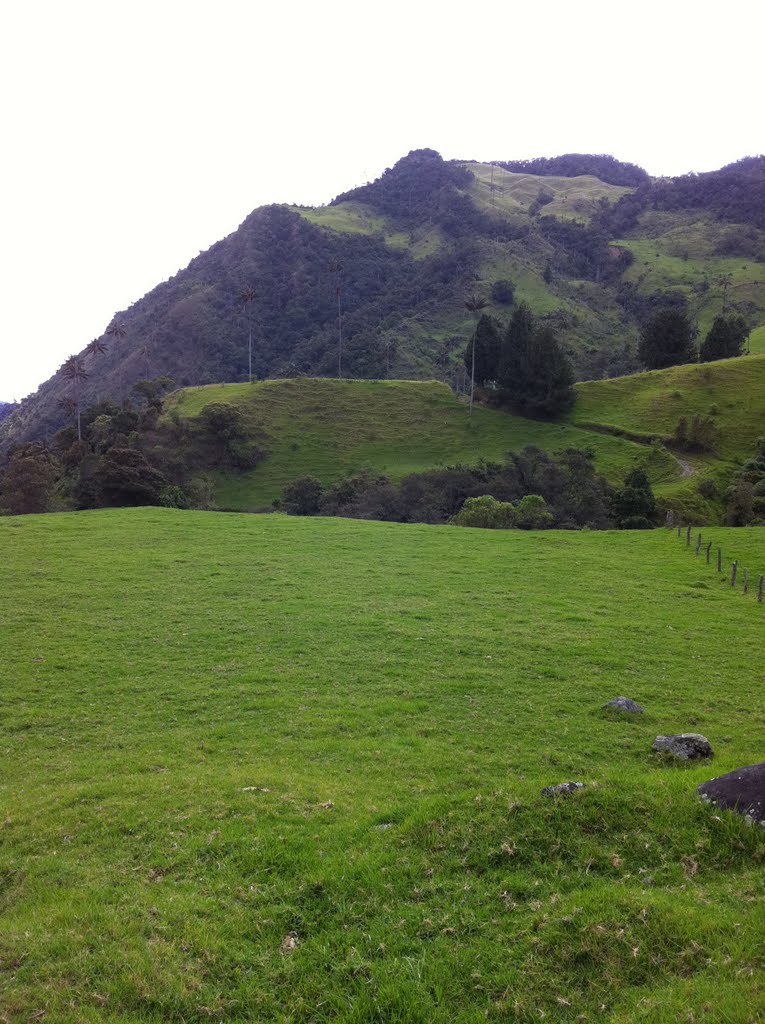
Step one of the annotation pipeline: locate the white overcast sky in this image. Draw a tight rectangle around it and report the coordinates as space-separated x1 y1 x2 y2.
1 0 763 400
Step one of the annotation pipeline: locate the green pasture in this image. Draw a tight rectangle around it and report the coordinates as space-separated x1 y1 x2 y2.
466 163 630 222
2 509 765 1022
572 354 765 464
166 379 676 509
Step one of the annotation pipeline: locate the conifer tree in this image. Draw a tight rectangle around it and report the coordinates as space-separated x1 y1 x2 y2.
498 303 574 416
699 314 748 362
638 309 696 369
463 314 502 387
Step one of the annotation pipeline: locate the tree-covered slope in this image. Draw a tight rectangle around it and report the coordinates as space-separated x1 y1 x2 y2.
4 150 765 451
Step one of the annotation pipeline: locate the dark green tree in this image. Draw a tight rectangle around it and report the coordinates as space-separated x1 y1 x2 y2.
498 304 574 416
638 309 696 369
0 443 59 515
281 475 323 516
463 314 502 387
490 279 515 305
94 448 166 507
699 314 749 362
498 302 535 393
612 467 656 528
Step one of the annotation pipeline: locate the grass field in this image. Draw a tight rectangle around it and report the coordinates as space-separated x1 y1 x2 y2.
2 509 765 1022
572 355 765 465
165 379 676 510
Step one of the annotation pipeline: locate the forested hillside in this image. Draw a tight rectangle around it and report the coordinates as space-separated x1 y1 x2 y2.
3 149 764 449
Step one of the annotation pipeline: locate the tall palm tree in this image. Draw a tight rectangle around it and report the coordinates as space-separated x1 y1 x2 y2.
61 356 89 441
85 337 107 357
328 261 343 377
240 287 257 382
464 294 488 417
106 322 127 342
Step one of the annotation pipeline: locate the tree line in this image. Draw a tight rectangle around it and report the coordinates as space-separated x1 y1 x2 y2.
278 451 658 531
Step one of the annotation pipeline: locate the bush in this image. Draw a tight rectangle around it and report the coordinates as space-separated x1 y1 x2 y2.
620 515 654 530
282 476 324 516
515 494 554 529
450 495 517 529
491 279 515 305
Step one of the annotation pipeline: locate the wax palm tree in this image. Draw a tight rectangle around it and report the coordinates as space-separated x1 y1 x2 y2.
106 322 127 342
240 287 257 382
61 356 89 440
328 261 343 377
464 294 488 416
85 337 107 357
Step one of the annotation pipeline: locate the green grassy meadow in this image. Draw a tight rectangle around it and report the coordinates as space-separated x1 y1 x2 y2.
2 509 765 1022
166 379 677 510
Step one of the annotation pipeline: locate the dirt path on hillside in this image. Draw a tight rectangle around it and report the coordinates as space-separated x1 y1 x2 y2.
670 452 695 478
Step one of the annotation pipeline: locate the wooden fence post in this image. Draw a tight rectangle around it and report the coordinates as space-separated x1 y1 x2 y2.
743 568 749 594
686 525 691 547
706 541 712 564
695 534 702 555
731 561 738 588
759 576 764 603
677 525 682 538
717 548 722 572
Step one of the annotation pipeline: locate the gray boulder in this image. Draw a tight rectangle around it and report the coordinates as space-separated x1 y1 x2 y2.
653 733 712 760
603 696 645 714
697 762 765 823
542 782 585 797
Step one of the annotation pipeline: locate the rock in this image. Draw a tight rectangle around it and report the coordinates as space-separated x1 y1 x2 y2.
653 733 712 760
697 762 765 823
541 782 585 797
603 696 645 714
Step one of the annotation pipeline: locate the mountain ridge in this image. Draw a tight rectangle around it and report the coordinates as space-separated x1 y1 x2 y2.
3 149 765 450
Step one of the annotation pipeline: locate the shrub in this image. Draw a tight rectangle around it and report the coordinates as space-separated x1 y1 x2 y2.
515 494 554 529
451 495 517 529
282 476 324 516
491 279 515 305
621 515 654 530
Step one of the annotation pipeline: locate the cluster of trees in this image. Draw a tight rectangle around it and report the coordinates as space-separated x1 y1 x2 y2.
331 149 506 240
638 310 750 370
465 304 574 416
0 379 263 515
726 437 765 525
279 447 658 530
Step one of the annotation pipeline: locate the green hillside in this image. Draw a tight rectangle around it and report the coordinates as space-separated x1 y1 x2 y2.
166 378 677 509
3 508 765 1022
5 150 765 451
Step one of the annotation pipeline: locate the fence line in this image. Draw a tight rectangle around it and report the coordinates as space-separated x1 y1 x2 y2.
673 527 763 605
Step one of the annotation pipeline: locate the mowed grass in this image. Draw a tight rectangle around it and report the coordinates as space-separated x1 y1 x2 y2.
166 379 676 509
2 509 765 1023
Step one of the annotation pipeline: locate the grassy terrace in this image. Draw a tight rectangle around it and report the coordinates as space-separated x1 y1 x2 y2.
166 379 675 510
2 509 765 1022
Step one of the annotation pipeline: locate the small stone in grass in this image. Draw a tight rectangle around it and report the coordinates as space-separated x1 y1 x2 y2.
653 733 712 760
603 696 645 714
541 782 585 797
